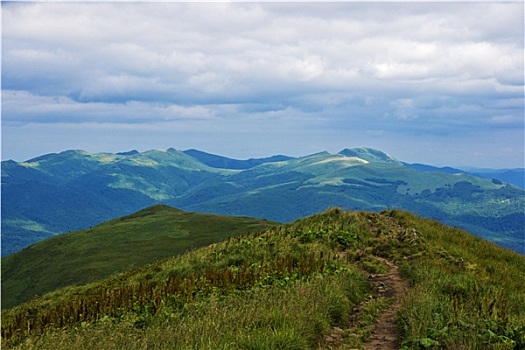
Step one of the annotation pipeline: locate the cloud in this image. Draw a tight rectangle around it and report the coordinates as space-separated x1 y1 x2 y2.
489 114 525 127
4 3 521 100
2 2 523 167
2 90 217 124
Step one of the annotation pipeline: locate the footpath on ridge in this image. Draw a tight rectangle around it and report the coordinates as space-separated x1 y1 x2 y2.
322 257 409 350
363 258 408 350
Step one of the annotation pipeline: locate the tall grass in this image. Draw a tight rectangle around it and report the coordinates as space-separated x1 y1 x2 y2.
2 208 375 349
6 269 370 350
388 210 525 349
2 204 275 309
1 250 337 344
3 207 524 349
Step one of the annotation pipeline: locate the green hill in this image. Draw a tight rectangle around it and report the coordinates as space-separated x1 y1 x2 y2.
1 205 275 309
2 147 524 256
2 208 524 349
183 149 293 169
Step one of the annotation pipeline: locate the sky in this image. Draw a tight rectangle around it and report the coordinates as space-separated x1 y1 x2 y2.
2 1 524 168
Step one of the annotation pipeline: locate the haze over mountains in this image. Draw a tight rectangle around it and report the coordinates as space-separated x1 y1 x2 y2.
2 147 524 256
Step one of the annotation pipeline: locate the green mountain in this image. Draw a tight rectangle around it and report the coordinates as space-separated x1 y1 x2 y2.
338 147 402 164
1 148 229 256
2 147 524 255
1 205 274 309
2 208 524 349
466 168 525 189
183 149 293 169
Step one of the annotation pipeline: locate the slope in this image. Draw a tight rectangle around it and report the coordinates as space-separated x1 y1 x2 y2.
2 208 524 349
1 205 275 309
467 168 525 189
179 158 524 253
183 149 293 169
2 147 524 256
1 148 230 256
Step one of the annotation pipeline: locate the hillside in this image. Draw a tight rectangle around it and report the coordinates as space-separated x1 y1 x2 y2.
2 147 524 255
1 148 230 256
182 149 293 169
466 168 525 189
2 208 524 349
1 205 275 309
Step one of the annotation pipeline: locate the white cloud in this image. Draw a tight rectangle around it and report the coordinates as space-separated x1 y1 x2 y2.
2 90 217 124
4 2 522 99
489 115 525 126
2 2 523 167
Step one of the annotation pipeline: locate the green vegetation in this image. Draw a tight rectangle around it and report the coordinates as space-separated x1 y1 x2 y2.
3 148 524 256
1 205 275 309
2 207 524 349
392 211 525 349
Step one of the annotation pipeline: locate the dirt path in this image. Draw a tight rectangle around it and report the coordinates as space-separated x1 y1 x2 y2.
321 257 408 350
362 258 408 350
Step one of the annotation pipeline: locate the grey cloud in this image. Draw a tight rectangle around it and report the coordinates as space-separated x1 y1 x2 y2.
2 90 218 124
2 2 523 167
5 3 521 98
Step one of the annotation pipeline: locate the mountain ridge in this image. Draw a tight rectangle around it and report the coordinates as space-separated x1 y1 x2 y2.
2 206 524 349
183 149 293 169
1 204 275 309
338 147 401 164
2 147 524 255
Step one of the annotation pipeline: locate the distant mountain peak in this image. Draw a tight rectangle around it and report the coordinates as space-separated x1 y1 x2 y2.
338 148 401 164
116 150 139 156
183 149 293 170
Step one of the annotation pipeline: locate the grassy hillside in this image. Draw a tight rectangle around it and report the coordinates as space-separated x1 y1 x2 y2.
181 161 524 253
1 205 275 309
1 148 230 256
3 147 524 256
2 208 524 349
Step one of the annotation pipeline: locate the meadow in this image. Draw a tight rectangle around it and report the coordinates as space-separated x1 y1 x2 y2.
2 207 524 349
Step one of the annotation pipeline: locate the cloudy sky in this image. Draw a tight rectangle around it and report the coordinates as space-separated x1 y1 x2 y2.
2 2 524 168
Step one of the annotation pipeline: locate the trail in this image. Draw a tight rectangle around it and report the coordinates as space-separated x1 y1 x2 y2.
322 257 408 350
362 258 408 350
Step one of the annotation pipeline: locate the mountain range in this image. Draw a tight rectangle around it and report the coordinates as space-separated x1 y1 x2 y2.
2 147 524 255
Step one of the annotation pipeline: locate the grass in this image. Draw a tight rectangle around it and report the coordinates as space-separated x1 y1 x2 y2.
387 210 525 349
6 272 367 350
1 204 275 309
2 207 524 349
2 208 374 349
